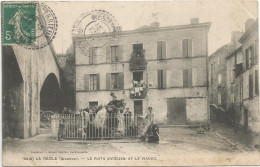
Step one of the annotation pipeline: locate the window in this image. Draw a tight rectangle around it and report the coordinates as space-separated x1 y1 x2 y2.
89 74 98 91
182 39 192 57
111 46 119 62
157 41 166 59
255 70 259 95
246 46 254 69
230 69 234 84
218 74 222 85
89 101 98 109
133 71 143 82
158 70 167 89
249 74 253 98
111 73 119 90
89 47 97 64
133 43 143 52
218 93 221 105
183 69 192 87
255 40 258 64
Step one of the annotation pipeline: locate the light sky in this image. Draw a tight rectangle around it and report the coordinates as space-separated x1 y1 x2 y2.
45 1 258 55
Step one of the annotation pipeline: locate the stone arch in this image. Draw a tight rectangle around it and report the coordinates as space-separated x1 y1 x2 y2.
40 73 62 113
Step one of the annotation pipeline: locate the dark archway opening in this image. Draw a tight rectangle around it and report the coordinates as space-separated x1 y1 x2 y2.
40 73 61 128
2 46 24 138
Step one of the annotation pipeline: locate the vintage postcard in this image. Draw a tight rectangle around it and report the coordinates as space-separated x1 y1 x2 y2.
1 0 260 166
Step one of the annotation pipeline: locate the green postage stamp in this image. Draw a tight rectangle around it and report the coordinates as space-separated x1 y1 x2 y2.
2 2 37 45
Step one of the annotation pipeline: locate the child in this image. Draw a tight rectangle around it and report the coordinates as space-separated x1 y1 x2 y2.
58 119 65 141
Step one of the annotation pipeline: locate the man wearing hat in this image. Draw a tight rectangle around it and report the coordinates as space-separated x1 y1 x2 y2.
140 106 154 141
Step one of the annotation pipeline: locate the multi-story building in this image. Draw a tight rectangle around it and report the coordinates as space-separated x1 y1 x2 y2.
74 18 211 126
208 31 244 122
226 19 259 132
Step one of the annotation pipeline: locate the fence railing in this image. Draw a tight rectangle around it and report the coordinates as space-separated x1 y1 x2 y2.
51 113 146 140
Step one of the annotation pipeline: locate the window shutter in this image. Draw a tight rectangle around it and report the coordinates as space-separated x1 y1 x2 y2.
96 74 100 90
255 70 259 95
249 74 253 98
106 46 111 63
162 41 166 59
163 70 167 88
93 48 97 64
188 39 192 57
157 41 162 59
252 45 255 65
89 48 93 64
157 70 162 88
118 45 123 62
188 69 193 87
84 74 89 91
183 69 188 87
255 40 258 64
119 72 124 90
106 73 111 90
182 39 188 58
192 68 197 86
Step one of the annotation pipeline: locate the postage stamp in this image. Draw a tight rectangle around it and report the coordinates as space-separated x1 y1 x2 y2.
72 9 121 55
2 3 37 45
2 2 58 50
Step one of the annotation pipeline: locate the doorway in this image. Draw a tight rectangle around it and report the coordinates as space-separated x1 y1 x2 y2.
134 100 143 116
167 98 187 125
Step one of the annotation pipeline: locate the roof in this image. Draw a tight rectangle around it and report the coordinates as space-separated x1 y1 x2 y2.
73 22 211 40
226 46 242 59
209 43 233 59
239 19 258 44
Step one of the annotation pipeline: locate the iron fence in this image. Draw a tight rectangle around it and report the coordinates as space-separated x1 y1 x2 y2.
51 113 146 140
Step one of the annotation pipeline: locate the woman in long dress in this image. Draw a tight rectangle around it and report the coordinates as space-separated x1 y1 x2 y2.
117 110 125 134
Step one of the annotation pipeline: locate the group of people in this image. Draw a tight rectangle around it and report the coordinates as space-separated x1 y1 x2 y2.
58 105 156 142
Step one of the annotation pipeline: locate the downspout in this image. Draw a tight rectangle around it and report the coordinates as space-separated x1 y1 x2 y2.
206 26 210 125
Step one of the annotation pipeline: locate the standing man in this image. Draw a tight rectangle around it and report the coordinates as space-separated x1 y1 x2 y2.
140 107 154 141
58 119 65 141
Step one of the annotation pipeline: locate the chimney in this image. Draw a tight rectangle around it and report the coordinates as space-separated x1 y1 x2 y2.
245 19 254 32
150 21 160 28
190 18 199 24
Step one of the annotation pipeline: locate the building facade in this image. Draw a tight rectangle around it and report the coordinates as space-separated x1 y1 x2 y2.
208 31 244 122
226 19 259 132
74 19 211 126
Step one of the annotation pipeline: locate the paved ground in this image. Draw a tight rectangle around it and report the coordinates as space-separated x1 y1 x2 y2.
3 127 260 166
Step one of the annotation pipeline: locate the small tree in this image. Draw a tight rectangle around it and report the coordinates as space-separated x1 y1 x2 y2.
129 49 147 71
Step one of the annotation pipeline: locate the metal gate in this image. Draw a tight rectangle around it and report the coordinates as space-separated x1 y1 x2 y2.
51 113 146 140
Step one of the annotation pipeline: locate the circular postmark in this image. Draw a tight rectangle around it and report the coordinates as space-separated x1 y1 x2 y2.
23 3 58 50
72 10 121 54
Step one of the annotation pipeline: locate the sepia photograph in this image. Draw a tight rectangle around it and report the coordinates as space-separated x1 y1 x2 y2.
1 0 260 166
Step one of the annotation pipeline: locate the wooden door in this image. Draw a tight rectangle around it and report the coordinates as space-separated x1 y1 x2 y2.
167 98 187 125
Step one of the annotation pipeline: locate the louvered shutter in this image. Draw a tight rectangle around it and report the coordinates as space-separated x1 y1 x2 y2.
119 72 124 90
163 70 167 88
182 39 188 58
183 69 188 87
106 46 111 63
158 70 162 88
188 69 193 87
188 39 192 57
106 73 111 90
162 41 166 59
84 74 89 91
96 74 100 90
118 45 123 62
157 41 162 59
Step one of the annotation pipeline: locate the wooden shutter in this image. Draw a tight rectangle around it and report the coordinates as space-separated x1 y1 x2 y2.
182 39 188 58
157 41 162 59
183 69 188 87
93 48 97 64
188 39 192 57
96 74 100 90
249 74 253 98
255 70 259 95
106 46 111 63
251 45 255 65
106 73 111 90
89 48 93 64
162 41 166 59
255 40 258 64
118 45 123 62
157 70 162 88
192 68 197 86
119 72 124 90
188 69 193 87
84 74 89 91
163 70 167 88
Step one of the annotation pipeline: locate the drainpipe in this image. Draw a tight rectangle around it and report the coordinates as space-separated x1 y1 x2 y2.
206 27 210 125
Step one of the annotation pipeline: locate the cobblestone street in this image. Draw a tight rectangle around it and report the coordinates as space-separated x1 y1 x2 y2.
3 127 260 166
